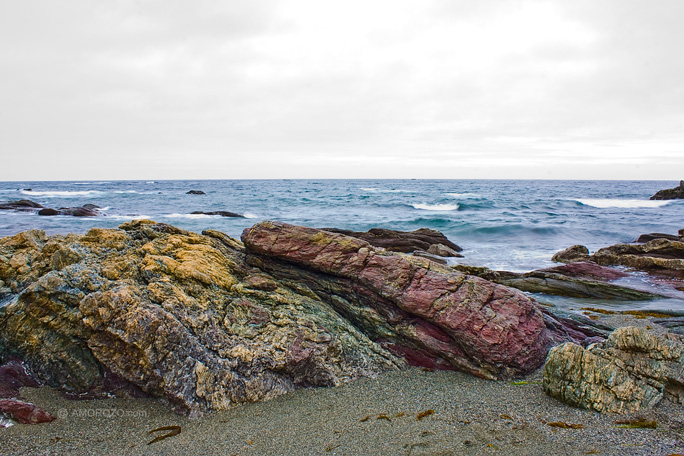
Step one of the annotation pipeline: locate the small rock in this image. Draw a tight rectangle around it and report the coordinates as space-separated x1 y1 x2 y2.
186 190 206 195
551 245 590 263
0 399 55 424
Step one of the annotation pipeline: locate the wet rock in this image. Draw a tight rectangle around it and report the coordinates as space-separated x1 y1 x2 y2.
37 208 60 216
636 233 681 243
191 211 244 218
38 205 101 217
551 245 590 263
650 180 684 200
0 200 43 211
543 327 684 413
591 239 684 277
242 221 585 379
0 399 55 424
534 262 629 282
321 227 462 255
186 190 206 195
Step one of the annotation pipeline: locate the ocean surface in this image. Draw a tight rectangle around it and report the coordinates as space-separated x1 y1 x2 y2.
1 179 682 272
2 179 684 315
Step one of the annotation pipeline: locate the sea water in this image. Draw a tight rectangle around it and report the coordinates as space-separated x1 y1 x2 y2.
0 179 682 274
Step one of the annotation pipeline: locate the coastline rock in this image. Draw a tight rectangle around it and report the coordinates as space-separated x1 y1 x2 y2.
186 190 206 195
0 200 43 211
0 221 405 416
592 238 684 277
320 227 462 256
551 245 590 263
38 204 101 217
242 221 587 379
650 180 684 200
636 232 681 243
191 211 244 218
543 327 684 413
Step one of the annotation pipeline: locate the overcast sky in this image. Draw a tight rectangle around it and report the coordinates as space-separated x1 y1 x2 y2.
1 1 683 180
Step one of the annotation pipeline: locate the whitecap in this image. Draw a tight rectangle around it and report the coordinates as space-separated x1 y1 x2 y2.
576 199 672 208
164 213 213 219
243 212 258 219
103 215 153 221
411 203 459 211
146 181 156 184
113 190 138 194
361 187 416 193
20 190 102 197
445 192 481 198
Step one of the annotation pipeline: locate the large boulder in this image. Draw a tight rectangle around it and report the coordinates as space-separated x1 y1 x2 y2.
0 221 403 416
650 180 684 200
543 327 684 413
242 221 585 379
591 238 684 277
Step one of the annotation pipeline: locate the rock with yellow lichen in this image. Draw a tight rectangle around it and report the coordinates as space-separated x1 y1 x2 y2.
543 326 684 413
0 220 402 416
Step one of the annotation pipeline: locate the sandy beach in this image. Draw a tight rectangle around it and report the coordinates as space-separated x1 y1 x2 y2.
1 317 683 456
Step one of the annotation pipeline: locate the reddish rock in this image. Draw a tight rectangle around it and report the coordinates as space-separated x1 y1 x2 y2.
0 399 55 424
0 360 41 399
535 262 629 282
320 227 462 255
242 221 566 379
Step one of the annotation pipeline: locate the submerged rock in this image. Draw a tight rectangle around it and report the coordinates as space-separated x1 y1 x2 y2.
186 190 206 195
321 227 462 256
0 200 43 211
650 180 684 200
191 211 244 218
543 327 684 413
38 204 101 217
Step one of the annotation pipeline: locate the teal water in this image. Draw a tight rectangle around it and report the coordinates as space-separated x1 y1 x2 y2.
1 179 682 274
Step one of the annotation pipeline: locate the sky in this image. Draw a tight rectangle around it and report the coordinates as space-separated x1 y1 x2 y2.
1 0 683 181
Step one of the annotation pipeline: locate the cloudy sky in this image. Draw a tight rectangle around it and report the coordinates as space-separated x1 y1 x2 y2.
1 0 683 180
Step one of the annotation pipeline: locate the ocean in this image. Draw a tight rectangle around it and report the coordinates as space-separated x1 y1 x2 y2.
1 179 681 271
1 178 683 314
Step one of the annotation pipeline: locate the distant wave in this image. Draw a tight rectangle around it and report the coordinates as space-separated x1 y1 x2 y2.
74 182 111 185
165 213 214 219
104 215 153 221
411 203 459 211
360 187 417 194
20 190 102 197
243 212 258 219
113 190 138 194
576 199 672 208
445 192 481 198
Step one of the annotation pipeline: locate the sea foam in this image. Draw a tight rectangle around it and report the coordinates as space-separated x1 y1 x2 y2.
411 203 459 211
576 199 672 209
20 190 102 197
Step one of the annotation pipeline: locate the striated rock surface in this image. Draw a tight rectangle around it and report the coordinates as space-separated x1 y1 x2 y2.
591 238 684 277
543 327 684 413
320 227 462 257
242 221 587 379
0 221 403 416
650 180 684 200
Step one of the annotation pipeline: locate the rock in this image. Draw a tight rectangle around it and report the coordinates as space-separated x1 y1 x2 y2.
650 180 684 200
427 243 463 258
0 200 43 211
0 399 55 424
242 221 586 380
636 232 681 243
0 359 41 399
191 211 244 218
0 221 404 416
38 205 101 217
551 245 590 263
321 227 462 255
543 327 684 413
591 238 684 277
186 190 206 195
37 208 60 216
453 262 656 300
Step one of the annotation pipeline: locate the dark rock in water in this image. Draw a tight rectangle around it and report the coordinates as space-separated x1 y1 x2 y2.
186 190 206 195
243 221 590 379
321 227 462 256
38 205 101 217
0 399 55 424
37 208 60 216
636 232 681 243
0 200 43 211
551 245 590 263
191 211 244 218
650 180 684 200
543 327 684 413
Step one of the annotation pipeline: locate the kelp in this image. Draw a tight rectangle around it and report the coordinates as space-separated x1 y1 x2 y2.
147 425 181 445
416 409 434 420
614 418 657 429
546 422 584 429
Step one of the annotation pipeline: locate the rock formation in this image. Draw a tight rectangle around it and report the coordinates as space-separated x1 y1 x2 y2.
190 211 244 218
0 220 599 416
186 190 206 195
543 327 684 413
0 360 55 425
321 227 462 256
0 200 101 217
650 181 684 200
